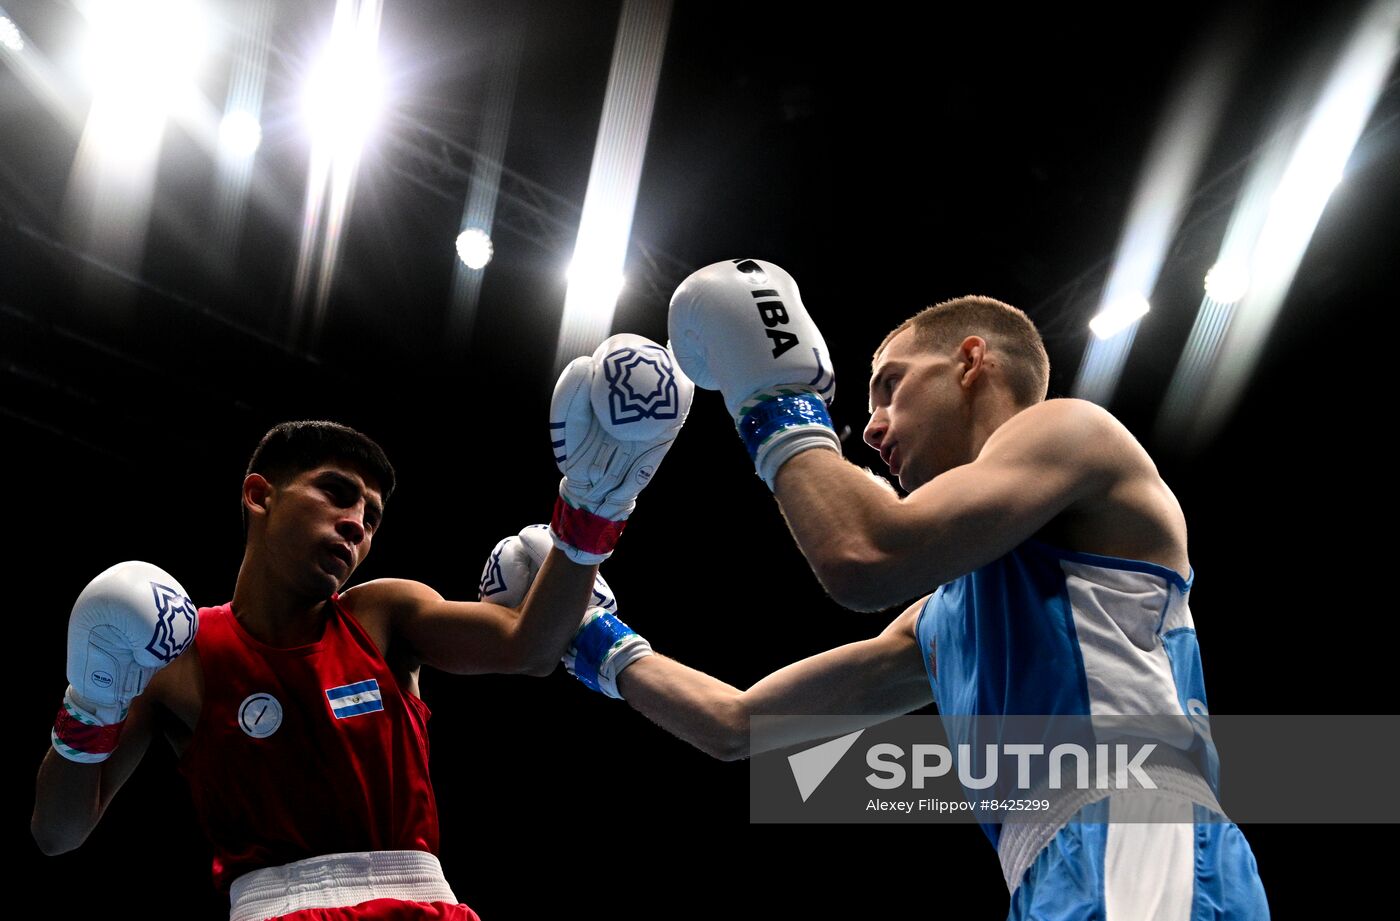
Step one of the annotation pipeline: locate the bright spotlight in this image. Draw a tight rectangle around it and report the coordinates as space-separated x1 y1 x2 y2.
566 259 626 306
219 110 262 158
77 0 209 165
552 0 671 371
81 0 208 101
1204 260 1250 304
303 38 383 151
291 0 384 344
1089 294 1151 340
455 228 493 270
0 15 23 52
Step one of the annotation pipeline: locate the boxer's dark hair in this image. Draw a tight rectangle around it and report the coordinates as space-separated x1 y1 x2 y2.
243 421 396 530
875 296 1050 407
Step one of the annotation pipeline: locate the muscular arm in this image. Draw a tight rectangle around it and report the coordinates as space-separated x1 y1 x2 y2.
773 399 1119 611
349 550 599 677
615 601 933 760
32 690 157 855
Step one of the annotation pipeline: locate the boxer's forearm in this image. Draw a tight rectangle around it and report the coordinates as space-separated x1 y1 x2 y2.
772 449 908 611
32 748 105 854
776 400 1114 611
615 655 749 760
34 689 157 855
511 550 601 674
616 620 934 760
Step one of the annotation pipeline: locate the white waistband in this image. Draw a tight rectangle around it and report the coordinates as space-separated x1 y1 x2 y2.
995 745 1223 894
228 850 457 921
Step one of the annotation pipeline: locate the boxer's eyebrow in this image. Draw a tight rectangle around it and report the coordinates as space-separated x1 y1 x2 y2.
317 469 384 524
868 361 907 411
364 494 384 527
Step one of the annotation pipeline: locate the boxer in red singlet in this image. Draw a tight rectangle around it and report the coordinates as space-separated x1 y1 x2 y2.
34 339 692 919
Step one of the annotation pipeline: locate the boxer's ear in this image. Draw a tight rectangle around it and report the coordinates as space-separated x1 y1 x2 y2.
243 473 274 522
956 336 989 389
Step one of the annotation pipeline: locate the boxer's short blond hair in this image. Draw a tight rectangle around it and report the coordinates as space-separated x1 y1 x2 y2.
876 296 1050 406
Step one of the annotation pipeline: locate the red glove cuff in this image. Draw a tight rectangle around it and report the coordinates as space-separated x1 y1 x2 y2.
551 496 627 558
53 700 125 760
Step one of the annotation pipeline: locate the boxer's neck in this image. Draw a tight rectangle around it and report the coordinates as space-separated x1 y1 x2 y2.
230 549 332 647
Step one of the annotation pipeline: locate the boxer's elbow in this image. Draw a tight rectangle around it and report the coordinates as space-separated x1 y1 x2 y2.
31 815 87 856
494 623 572 677
815 547 903 613
684 730 747 762
823 574 891 612
498 640 561 677
708 739 750 762
514 652 561 678
32 764 100 856
699 699 751 762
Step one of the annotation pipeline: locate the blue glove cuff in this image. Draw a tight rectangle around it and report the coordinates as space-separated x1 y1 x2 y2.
573 610 635 694
736 390 834 463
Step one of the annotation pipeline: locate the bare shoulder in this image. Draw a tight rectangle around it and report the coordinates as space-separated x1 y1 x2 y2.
340 578 443 618
881 595 932 640
1023 403 1188 572
338 579 440 678
990 399 1146 473
996 398 1125 446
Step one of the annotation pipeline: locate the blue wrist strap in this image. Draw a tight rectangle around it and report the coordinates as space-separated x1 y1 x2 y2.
736 391 834 463
573 610 634 693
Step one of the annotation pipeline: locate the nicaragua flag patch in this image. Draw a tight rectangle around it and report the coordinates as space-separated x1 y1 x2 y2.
325 678 384 719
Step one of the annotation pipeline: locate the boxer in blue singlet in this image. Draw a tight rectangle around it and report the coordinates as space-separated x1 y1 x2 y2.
543 262 1270 920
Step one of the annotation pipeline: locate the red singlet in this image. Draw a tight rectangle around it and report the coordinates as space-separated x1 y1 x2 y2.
179 597 441 893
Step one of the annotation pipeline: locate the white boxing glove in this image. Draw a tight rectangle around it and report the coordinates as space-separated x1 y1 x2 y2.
550 334 693 564
53 561 198 763
479 523 617 613
668 258 840 489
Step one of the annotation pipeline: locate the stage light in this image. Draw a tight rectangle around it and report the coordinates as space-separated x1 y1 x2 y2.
219 110 262 158
1070 36 1232 405
553 0 671 370
455 229 493 270
303 33 383 152
76 0 209 165
81 0 208 102
1088 294 1151 340
1204 260 1250 304
291 0 384 347
566 258 626 307
0 15 23 52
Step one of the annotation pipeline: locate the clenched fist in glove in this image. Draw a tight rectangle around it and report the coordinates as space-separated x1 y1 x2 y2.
668 259 840 489
53 561 198 763
478 525 647 699
549 333 693 564
479 523 617 614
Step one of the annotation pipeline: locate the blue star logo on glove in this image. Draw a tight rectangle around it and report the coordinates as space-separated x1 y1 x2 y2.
479 545 507 599
603 345 681 426
146 583 198 663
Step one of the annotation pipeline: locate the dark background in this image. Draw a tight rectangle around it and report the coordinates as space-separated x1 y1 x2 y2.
6 0 1396 916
